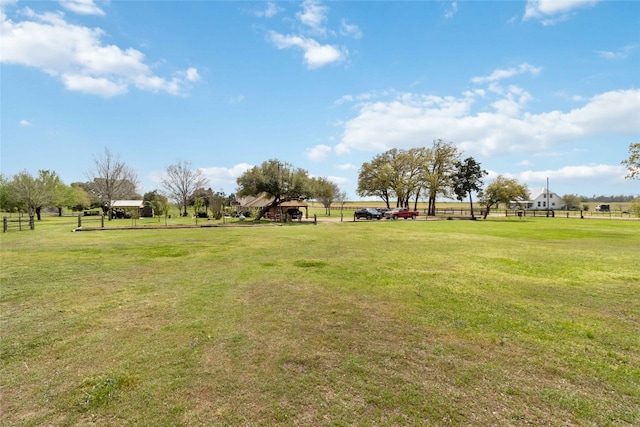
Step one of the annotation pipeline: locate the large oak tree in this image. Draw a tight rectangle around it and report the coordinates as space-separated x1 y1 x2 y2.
424 139 460 216
357 148 428 209
236 159 313 220
356 153 394 208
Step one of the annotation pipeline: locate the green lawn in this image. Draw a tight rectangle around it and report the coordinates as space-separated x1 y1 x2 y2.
1 216 639 426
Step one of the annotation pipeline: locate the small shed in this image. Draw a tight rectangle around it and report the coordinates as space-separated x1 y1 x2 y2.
110 200 145 218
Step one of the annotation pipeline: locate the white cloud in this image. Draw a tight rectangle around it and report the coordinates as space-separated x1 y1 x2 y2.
340 19 362 39
338 88 640 158
253 1 280 18
597 44 638 60
229 94 245 104
62 73 127 96
326 175 350 186
334 142 351 155
297 0 329 35
59 0 105 16
532 151 564 159
520 164 626 182
199 163 253 191
261 0 355 69
334 90 387 106
471 63 541 84
524 0 600 25
268 32 345 68
444 1 458 19
0 6 199 97
19 119 32 127
306 144 332 161
181 67 200 82
490 86 533 116
336 163 357 171
1 0 18 8
562 90 640 134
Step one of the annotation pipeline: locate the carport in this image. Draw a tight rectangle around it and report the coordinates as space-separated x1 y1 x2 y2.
272 200 309 221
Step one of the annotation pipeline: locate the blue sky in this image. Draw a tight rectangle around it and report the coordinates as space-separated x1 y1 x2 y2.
2 0 639 200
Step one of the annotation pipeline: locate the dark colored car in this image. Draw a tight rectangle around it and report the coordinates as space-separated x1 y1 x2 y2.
287 208 303 219
355 208 383 220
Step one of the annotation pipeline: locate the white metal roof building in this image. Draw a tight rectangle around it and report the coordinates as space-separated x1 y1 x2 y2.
111 200 144 208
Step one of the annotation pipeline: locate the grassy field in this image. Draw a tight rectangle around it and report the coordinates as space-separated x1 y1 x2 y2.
1 215 639 426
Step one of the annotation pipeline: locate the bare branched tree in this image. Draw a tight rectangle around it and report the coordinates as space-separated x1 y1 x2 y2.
161 161 208 217
336 190 348 214
88 148 139 220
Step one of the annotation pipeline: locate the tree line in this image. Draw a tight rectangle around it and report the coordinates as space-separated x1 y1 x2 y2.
356 139 528 219
0 149 346 221
357 140 639 218
0 149 224 221
2 143 638 221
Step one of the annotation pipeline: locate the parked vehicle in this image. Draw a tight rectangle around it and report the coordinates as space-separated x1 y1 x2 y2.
384 207 419 220
287 208 303 219
355 208 382 220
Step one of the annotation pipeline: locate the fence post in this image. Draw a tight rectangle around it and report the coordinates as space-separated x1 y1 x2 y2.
314 214 317 225
101 214 105 228
3 217 6 233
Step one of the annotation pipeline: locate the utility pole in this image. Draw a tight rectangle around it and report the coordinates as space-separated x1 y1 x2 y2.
546 177 550 217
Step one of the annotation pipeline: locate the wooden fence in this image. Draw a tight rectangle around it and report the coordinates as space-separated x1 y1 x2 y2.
506 209 637 219
331 206 638 220
76 213 105 229
3 215 35 232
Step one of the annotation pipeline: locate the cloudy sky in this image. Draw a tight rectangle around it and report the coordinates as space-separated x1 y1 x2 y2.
1 0 639 199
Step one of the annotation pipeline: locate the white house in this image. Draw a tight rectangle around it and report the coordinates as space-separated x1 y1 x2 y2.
518 188 562 210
